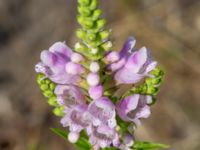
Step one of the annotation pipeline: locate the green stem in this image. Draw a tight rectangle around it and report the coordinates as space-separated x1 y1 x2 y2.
75 0 112 60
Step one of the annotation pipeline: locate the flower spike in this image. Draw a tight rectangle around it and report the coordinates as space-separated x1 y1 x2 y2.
35 0 167 149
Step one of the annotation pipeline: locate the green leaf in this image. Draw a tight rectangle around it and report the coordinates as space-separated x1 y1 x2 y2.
51 128 92 150
50 128 68 140
133 141 170 150
75 136 92 150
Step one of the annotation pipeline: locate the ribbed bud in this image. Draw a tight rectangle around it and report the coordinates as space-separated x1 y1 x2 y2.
92 9 102 20
96 19 106 30
89 0 97 10
76 29 86 39
101 41 112 51
53 107 64 117
77 16 94 29
99 30 110 40
78 0 90 6
78 6 91 17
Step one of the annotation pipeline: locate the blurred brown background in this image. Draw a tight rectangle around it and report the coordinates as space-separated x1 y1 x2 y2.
0 0 200 150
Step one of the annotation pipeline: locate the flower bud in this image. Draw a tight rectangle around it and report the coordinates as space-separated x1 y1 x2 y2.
53 107 64 117
71 53 84 63
76 29 86 39
87 73 100 86
78 0 90 6
89 85 103 99
90 62 100 72
89 0 97 10
99 30 110 40
92 9 102 20
66 62 84 75
75 42 87 51
106 51 120 63
96 19 106 30
101 41 112 51
68 132 80 143
78 6 91 16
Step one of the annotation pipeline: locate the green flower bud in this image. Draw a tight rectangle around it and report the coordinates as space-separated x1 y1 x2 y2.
78 6 91 17
44 79 51 84
101 41 112 51
147 87 159 95
40 84 49 91
49 83 55 90
89 0 97 10
77 16 94 29
75 42 88 52
48 97 58 106
76 29 86 39
99 30 110 40
92 9 102 20
53 107 64 117
96 19 106 30
78 0 90 6
87 33 96 41
151 78 162 85
43 90 54 98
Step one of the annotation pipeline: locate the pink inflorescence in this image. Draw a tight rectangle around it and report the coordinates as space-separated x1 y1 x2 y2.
35 37 158 150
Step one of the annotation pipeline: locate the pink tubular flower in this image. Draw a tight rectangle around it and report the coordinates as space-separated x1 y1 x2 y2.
88 97 116 128
116 94 151 126
54 85 85 107
61 105 90 135
108 37 157 84
35 42 83 84
109 37 136 72
87 125 119 150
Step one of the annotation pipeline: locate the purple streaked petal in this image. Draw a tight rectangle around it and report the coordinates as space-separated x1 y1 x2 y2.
88 125 119 149
125 47 147 73
88 97 116 128
61 105 90 133
115 67 145 84
35 62 52 76
119 37 136 59
116 95 151 125
49 42 72 59
55 85 85 107
109 58 126 72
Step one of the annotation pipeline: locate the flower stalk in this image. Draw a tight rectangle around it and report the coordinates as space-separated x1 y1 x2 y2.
34 0 167 150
